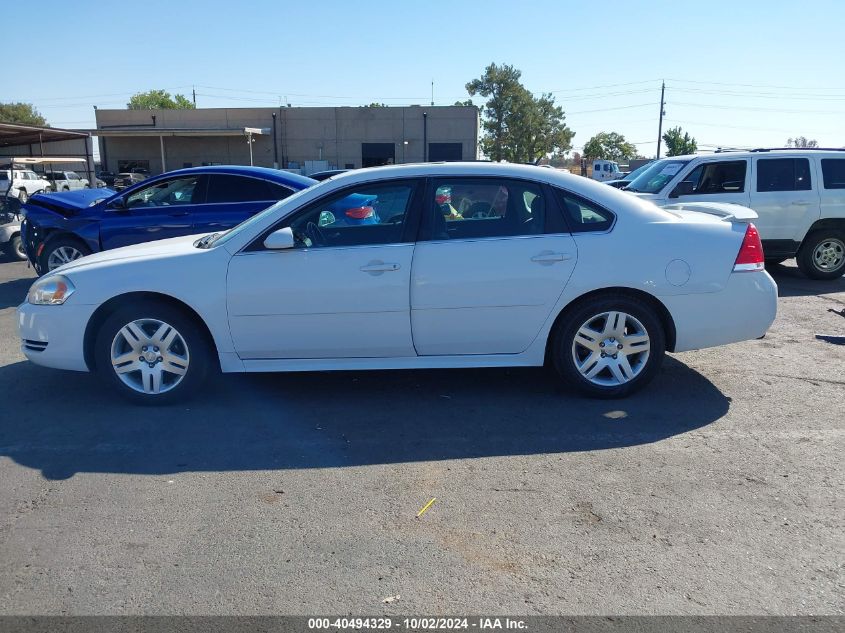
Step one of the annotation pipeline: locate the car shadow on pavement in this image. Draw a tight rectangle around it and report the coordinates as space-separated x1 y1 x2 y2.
0 357 729 480
0 276 33 310
768 262 845 297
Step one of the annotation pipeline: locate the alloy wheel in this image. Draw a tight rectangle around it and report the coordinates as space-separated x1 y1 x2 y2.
47 245 84 270
571 311 651 386
110 318 190 395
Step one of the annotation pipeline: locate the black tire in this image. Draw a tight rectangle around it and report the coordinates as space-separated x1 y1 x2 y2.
39 235 91 272
5 234 26 261
551 294 666 398
796 231 845 280
94 300 214 405
18 189 28 203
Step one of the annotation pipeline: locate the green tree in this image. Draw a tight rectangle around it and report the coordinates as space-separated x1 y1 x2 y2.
662 126 697 156
127 89 195 110
583 132 637 161
786 136 818 148
453 99 474 107
0 102 48 126
364 102 388 107
466 63 573 163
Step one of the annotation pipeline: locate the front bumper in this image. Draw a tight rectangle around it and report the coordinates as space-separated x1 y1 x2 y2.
16 301 97 372
662 271 778 353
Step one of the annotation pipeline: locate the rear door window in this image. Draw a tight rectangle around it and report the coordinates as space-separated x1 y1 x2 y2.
206 175 273 203
756 158 812 192
419 178 546 241
821 159 845 189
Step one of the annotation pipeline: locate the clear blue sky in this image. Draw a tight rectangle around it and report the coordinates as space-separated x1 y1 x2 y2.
7 0 845 158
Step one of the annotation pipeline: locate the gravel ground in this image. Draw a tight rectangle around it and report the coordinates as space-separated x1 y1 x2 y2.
0 256 842 615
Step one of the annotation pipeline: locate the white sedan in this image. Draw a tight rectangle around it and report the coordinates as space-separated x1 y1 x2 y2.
16 163 777 404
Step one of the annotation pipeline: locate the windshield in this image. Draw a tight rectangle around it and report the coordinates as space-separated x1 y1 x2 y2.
625 159 690 194
208 185 317 248
622 162 652 183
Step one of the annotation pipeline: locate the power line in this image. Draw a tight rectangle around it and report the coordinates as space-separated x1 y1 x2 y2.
196 84 428 101
664 117 843 135
566 103 654 115
20 86 192 102
670 101 845 114
666 77 845 91
545 79 661 93
667 86 845 101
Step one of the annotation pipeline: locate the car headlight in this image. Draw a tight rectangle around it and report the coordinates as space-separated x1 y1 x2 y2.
27 275 76 305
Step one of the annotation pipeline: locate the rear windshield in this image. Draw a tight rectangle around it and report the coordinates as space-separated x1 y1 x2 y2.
625 159 690 194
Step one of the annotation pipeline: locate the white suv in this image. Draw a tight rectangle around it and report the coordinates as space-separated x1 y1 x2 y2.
625 149 845 279
1 169 51 203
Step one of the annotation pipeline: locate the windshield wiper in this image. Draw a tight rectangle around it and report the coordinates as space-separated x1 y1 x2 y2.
194 232 220 249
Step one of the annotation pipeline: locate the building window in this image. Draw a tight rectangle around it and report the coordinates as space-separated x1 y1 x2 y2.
361 143 395 168
117 160 150 173
428 143 462 162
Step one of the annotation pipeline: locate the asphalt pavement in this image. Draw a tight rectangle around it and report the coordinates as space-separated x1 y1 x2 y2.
0 256 842 615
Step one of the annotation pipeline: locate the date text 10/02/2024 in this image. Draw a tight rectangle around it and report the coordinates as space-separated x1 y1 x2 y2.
307 617 528 630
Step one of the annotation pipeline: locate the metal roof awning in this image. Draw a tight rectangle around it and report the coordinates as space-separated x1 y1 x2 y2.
2 156 87 165
83 127 269 138
0 122 90 148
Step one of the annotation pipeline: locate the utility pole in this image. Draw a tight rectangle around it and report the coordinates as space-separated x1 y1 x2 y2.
656 81 666 159
423 112 428 162
192 86 196 107
431 79 434 106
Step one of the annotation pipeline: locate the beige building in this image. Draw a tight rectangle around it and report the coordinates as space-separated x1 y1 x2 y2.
93 106 479 176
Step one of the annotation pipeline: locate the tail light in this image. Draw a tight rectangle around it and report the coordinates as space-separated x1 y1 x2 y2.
345 206 374 220
733 223 765 272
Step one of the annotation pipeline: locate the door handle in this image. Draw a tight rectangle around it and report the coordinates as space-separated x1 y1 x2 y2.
790 201 812 206
531 252 572 264
359 261 401 275
169 211 190 217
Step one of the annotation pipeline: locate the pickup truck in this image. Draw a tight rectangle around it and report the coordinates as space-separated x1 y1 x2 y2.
43 171 90 192
1 168 51 202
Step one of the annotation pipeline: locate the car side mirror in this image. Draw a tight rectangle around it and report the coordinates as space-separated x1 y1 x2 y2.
669 180 695 198
263 227 295 250
108 197 127 210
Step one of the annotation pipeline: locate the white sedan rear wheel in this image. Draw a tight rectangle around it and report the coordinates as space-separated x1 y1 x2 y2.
553 295 666 398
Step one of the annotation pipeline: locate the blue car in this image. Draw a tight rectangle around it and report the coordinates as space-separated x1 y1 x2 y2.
21 166 316 273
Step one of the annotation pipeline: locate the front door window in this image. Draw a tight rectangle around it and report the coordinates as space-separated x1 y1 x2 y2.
126 177 200 208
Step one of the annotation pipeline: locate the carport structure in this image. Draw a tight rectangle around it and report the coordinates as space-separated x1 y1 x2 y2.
87 126 269 174
0 122 95 183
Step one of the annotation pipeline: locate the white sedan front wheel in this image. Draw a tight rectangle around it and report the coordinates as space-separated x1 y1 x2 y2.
553 296 666 398
95 302 213 404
